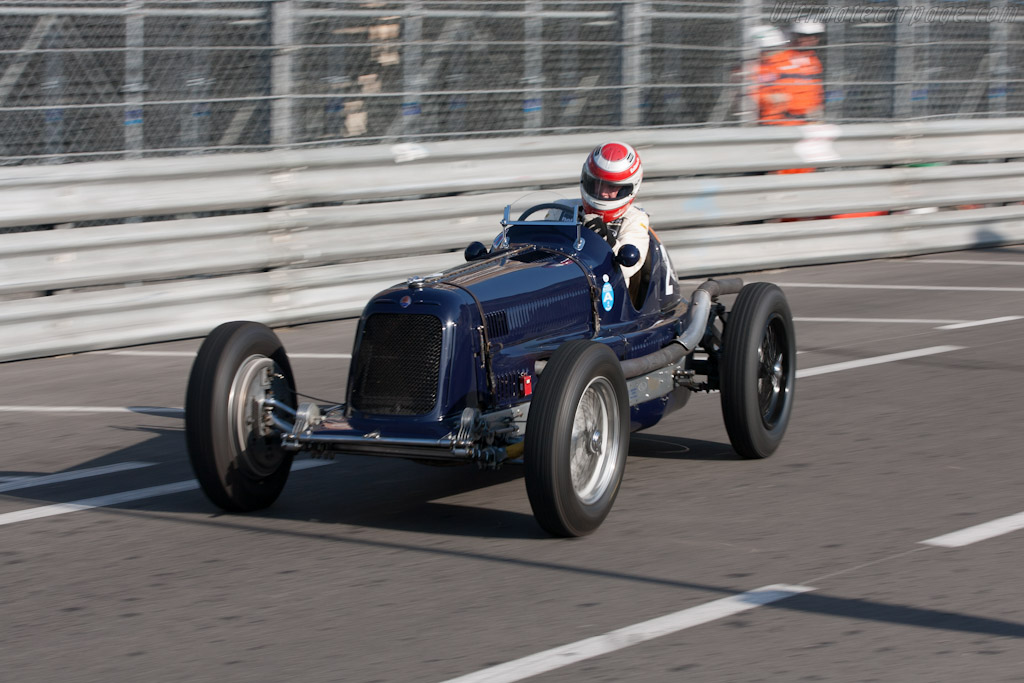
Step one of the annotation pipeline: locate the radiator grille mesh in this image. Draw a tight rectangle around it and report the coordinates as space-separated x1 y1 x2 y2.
350 313 442 416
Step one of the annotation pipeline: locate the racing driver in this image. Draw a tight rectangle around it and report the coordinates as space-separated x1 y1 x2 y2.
580 141 650 289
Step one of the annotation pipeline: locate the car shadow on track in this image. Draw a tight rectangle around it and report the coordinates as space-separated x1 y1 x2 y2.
1 425 548 539
628 433 741 461
3 426 745 540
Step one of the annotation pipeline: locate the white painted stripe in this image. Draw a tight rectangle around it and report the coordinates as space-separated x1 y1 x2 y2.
794 317 966 325
0 406 184 415
921 511 1024 547
441 584 814 683
937 316 1023 330
100 350 196 357
912 259 1024 266
775 282 1024 293
0 459 331 527
0 480 200 526
797 345 963 378
0 462 153 493
101 350 350 359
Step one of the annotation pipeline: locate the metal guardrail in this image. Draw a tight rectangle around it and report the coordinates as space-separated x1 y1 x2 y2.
3 119 1024 362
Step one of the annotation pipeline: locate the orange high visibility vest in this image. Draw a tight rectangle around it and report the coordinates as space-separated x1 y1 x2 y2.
756 49 823 125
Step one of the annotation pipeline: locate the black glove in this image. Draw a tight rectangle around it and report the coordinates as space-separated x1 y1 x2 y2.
585 216 616 247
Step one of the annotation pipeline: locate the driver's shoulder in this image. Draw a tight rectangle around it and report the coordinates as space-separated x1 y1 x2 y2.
622 205 651 230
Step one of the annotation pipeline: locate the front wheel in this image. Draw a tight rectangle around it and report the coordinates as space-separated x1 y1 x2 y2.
185 321 297 511
524 341 629 537
719 283 796 459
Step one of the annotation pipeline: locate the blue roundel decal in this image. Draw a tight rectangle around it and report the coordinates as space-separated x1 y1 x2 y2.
601 282 614 311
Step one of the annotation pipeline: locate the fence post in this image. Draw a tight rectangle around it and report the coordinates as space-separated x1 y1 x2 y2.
825 0 845 121
893 0 916 119
622 1 648 127
989 6 1009 117
524 0 543 132
402 1 423 138
43 19 65 162
271 0 295 147
184 17 211 151
739 0 761 126
124 0 145 158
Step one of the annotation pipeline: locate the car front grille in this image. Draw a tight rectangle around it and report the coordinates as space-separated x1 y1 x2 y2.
350 313 443 416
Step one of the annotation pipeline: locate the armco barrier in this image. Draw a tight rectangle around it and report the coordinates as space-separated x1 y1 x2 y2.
3 120 1024 362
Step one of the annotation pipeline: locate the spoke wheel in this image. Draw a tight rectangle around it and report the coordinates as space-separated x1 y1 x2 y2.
757 315 790 429
569 377 621 505
720 283 796 459
525 341 629 537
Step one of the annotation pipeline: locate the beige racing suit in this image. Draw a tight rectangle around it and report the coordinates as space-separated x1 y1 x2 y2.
585 204 651 288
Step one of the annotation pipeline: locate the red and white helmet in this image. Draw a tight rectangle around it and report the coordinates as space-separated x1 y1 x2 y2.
580 141 643 222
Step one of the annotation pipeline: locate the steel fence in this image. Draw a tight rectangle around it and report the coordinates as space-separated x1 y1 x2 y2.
2 0 1023 163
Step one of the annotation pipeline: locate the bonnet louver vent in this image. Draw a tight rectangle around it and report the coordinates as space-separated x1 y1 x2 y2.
485 311 510 338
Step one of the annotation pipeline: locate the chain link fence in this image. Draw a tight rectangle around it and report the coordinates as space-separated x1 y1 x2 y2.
1 0 1023 164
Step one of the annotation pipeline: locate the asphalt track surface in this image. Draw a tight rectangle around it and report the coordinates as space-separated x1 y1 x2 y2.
2 247 1023 683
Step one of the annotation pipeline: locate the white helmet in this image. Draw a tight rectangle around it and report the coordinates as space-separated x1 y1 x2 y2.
748 24 787 50
580 142 643 223
790 20 825 35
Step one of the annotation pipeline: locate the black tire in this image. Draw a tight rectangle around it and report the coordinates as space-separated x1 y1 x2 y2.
720 283 796 459
524 341 630 537
185 321 297 511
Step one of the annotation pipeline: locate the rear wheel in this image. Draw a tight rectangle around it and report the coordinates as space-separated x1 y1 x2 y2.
185 321 297 511
720 283 796 459
525 341 629 537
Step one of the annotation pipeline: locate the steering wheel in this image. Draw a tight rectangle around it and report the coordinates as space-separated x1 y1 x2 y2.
517 202 577 222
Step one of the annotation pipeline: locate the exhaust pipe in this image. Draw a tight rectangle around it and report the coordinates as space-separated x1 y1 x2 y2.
620 277 743 379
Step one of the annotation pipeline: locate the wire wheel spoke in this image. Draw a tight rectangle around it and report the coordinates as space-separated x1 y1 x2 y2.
569 377 619 504
757 317 786 426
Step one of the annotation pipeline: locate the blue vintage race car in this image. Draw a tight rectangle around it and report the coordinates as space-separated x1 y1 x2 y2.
185 195 796 536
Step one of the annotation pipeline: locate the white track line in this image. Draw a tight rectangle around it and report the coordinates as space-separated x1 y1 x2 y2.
774 282 1024 293
0 406 184 415
937 316 1023 330
0 480 201 526
100 350 350 359
0 459 331 528
797 345 963 378
794 315 1019 327
441 584 814 683
0 462 153 494
920 511 1024 548
912 259 1024 267
99 351 196 357
794 317 966 325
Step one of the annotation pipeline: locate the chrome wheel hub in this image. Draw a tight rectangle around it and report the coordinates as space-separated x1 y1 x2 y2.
228 354 289 478
757 316 789 428
569 377 621 505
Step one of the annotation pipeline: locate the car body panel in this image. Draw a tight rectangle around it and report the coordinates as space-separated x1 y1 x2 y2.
323 197 693 443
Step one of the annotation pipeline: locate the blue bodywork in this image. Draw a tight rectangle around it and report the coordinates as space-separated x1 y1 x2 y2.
335 199 692 441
